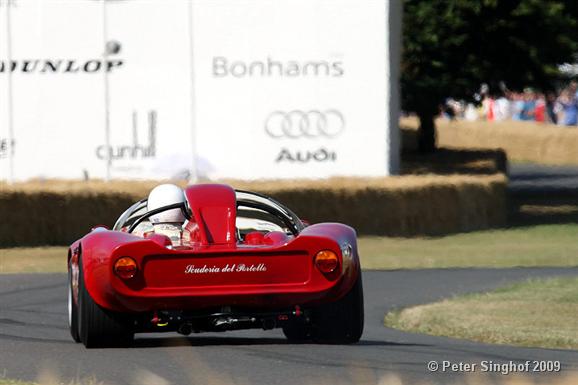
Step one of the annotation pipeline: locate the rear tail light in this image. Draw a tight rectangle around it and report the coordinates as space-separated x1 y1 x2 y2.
114 257 138 279
314 250 339 273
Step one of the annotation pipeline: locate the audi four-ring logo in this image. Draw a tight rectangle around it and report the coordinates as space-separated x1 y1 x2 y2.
264 110 345 138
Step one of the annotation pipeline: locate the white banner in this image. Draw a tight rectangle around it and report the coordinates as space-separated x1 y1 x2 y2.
0 0 399 181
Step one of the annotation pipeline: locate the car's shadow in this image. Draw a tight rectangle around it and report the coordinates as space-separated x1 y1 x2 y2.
130 335 429 348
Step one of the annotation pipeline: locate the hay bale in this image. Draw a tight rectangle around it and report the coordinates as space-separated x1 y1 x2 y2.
0 175 507 246
401 117 578 166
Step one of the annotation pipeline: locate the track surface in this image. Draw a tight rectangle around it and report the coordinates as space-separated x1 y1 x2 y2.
509 163 578 193
2 268 578 385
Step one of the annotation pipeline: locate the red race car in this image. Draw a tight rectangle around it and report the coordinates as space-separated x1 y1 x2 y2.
67 183 363 348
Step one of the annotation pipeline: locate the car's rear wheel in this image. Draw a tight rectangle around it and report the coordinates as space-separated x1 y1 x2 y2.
282 321 311 341
68 267 81 343
78 255 134 348
310 274 364 344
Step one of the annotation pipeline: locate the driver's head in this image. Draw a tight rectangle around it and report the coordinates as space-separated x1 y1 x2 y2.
147 184 186 225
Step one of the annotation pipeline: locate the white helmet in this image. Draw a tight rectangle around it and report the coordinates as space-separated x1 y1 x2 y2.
147 184 186 224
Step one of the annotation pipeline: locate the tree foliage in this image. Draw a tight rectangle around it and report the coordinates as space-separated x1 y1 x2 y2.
402 0 578 152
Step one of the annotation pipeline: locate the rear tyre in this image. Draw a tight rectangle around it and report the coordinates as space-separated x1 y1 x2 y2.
310 274 364 344
78 256 134 348
68 267 80 343
282 322 311 341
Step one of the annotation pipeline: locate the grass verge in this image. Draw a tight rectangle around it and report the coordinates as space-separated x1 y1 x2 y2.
0 378 102 385
1 224 577 273
0 247 65 273
360 224 578 269
384 276 578 350
0 380 35 385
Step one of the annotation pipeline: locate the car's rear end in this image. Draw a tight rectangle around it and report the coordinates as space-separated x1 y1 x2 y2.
94 226 358 313
72 184 363 347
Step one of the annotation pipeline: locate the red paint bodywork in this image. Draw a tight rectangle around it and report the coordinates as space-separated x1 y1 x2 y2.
68 184 360 314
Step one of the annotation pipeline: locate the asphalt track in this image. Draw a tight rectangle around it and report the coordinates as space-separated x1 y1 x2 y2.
2 268 578 385
509 163 578 193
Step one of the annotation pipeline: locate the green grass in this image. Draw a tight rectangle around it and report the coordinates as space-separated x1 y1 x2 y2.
0 372 104 385
0 380 36 385
359 224 578 269
1 224 577 273
0 378 103 385
0 247 65 273
385 276 578 350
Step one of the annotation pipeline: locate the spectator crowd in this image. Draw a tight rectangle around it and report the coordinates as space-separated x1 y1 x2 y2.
442 81 578 126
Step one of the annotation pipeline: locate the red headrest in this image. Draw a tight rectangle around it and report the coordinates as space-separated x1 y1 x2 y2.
184 184 237 246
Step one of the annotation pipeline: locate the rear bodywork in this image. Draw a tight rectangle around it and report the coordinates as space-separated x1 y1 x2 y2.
68 184 360 321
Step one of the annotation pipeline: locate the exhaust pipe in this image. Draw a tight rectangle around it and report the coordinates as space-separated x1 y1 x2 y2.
212 316 257 330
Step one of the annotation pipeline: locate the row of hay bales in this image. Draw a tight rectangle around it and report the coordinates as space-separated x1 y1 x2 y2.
0 175 507 247
401 117 578 165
